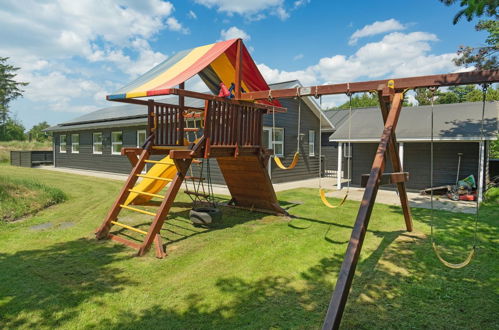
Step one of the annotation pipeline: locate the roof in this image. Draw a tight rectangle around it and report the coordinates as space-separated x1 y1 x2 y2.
46 80 335 132
107 38 278 107
329 101 498 142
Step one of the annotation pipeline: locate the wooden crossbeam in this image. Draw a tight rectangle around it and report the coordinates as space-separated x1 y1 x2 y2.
242 70 499 100
360 172 409 187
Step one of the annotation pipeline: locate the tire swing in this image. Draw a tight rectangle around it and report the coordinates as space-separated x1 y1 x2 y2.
272 88 301 170
428 85 486 268
319 88 352 209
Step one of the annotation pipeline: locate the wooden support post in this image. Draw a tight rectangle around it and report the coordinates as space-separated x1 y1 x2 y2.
322 93 405 330
137 158 192 257
234 38 243 100
377 89 413 232
178 82 185 146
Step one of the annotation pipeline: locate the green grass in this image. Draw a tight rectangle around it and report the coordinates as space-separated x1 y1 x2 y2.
0 140 52 163
0 163 497 329
0 176 67 221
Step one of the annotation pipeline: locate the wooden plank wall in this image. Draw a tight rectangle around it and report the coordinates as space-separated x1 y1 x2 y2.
351 142 480 190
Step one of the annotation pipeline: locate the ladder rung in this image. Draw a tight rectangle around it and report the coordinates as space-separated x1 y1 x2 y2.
136 174 173 182
192 159 202 164
185 176 205 181
128 189 165 199
178 128 199 132
144 159 175 165
111 221 148 235
184 190 210 198
120 204 157 216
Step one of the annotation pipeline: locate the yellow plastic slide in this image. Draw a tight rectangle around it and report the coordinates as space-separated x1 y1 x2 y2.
124 156 177 206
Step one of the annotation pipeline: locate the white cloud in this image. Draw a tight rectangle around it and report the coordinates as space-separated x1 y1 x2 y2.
220 26 251 41
194 0 290 20
293 54 304 61
187 10 197 19
258 31 458 90
0 0 182 120
166 17 190 34
349 18 406 45
293 0 310 9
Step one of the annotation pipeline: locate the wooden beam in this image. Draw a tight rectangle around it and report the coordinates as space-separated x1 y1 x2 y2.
360 172 409 187
322 93 404 330
242 69 499 100
137 158 192 257
178 82 185 146
377 90 413 232
235 38 243 99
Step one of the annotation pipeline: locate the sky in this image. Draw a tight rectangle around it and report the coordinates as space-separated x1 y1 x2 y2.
0 0 487 129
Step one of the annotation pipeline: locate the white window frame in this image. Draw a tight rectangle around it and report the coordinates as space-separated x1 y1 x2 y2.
60 134 67 153
93 132 103 154
71 134 79 154
111 131 123 155
137 130 146 148
271 127 284 157
308 130 315 156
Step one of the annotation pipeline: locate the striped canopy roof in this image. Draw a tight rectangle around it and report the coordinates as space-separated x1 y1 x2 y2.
108 39 275 104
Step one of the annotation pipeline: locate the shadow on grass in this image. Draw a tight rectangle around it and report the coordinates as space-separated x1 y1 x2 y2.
0 238 135 328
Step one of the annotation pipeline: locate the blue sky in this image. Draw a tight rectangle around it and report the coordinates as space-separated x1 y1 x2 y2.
0 0 485 129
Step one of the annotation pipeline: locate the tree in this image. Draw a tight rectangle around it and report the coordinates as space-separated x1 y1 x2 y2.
439 0 498 70
0 58 28 138
454 19 498 69
335 93 379 109
439 0 498 24
28 121 51 142
414 85 499 105
0 117 26 141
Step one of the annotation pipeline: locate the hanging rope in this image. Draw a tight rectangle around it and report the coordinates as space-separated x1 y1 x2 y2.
273 88 301 170
429 85 486 269
319 90 352 208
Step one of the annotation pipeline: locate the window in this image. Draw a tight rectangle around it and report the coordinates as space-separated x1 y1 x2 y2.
309 130 315 156
111 131 123 155
60 135 66 153
71 134 79 153
137 130 146 148
93 132 103 154
272 128 284 157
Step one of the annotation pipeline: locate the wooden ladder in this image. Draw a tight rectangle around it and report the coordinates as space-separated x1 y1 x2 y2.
95 147 192 258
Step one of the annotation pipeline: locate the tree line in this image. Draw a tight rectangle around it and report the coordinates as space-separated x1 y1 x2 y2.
0 57 51 142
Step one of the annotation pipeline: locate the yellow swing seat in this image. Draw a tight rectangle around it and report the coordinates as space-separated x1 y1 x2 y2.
432 242 475 269
274 152 299 170
320 188 348 209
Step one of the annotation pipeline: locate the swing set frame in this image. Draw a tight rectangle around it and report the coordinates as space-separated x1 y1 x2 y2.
241 69 499 329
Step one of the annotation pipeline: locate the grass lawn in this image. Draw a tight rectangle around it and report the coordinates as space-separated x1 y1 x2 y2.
0 164 497 329
0 176 66 221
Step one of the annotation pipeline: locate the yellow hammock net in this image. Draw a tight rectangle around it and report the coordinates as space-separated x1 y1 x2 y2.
274 151 300 170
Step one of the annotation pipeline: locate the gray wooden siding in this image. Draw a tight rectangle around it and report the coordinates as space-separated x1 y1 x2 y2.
53 98 322 184
263 98 320 183
54 126 146 174
349 142 479 190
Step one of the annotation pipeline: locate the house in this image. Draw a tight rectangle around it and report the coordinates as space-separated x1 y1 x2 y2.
325 101 498 191
45 80 334 184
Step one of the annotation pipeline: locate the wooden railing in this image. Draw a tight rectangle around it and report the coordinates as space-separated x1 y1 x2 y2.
203 99 263 148
146 99 265 152
148 102 183 146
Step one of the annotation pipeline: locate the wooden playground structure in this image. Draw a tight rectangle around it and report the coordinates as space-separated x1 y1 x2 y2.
94 38 499 329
